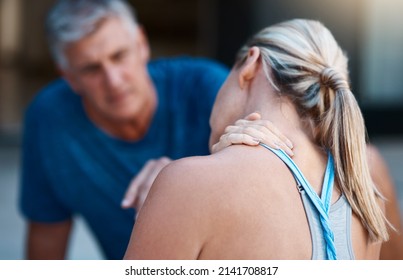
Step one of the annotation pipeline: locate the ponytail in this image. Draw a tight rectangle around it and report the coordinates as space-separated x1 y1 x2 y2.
317 69 389 242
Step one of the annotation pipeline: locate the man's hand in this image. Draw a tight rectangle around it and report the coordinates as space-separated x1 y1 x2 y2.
122 113 293 214
211 112 294 156
121 157 171 214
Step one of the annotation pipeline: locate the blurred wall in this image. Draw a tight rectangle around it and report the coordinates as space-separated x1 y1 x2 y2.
361 0 403 106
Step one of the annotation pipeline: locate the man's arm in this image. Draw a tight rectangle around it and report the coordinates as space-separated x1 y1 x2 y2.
20 91 75 260
121 157 171 212
26 220 72 259
367 144 403 259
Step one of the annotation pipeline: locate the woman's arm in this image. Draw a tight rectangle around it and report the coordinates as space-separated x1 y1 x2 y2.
367 144 403 259
123 158 210 259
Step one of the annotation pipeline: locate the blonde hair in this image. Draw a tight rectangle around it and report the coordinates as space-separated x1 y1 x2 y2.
236 19 389 242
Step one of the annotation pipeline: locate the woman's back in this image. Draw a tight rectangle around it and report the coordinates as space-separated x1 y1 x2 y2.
200 143 382 259
197 144 313 259
125 142 381 259
195 144 381 259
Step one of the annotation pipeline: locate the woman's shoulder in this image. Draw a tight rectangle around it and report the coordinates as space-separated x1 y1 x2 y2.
153 144 292 202
151 152 236 200
133 145 311 259
165 144 281 174
365 144 392 195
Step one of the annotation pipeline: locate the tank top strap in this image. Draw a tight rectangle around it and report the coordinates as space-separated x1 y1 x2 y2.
259 143 337 260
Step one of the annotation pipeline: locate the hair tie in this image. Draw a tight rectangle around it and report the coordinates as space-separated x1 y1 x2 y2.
320 67 349 91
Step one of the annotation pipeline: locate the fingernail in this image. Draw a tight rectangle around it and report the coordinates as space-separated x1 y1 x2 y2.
252 138 260 144
287 140 294 149
121 199 129 208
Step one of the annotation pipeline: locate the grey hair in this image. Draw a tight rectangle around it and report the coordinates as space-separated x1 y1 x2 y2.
46 0 138 69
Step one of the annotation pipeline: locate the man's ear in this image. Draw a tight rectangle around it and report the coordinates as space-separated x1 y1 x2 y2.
60 69 80 95
238 46 260 89
135 25 150 62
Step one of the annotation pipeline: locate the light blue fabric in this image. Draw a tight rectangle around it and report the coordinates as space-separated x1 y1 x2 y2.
259 143 337 259
300 187 354 259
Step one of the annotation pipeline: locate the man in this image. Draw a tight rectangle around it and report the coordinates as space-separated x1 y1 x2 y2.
19 0 230 260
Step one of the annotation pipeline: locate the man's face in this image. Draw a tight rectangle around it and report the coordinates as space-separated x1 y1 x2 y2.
62 16 154 125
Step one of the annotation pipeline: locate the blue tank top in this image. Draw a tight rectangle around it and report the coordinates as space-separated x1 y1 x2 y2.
260 144 354 260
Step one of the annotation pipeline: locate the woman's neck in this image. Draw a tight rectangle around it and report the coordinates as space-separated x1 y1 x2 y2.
250 92 319 153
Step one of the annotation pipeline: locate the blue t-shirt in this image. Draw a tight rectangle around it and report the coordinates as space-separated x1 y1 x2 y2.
19 57 229 259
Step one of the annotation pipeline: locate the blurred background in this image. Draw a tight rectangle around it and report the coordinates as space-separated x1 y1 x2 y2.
0 0 402 259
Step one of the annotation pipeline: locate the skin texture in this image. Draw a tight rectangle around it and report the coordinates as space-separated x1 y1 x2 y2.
367 145 403 259
211 112 294 156
124 48 383 260
27 221 72 259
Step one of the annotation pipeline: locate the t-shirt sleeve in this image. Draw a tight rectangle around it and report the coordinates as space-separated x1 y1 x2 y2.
19 91 72 223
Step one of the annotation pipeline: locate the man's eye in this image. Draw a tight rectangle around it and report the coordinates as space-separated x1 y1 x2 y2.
113 50 128 62
82 65 100 75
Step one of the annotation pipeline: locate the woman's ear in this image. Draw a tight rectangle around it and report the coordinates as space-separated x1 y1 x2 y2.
239 46 260 89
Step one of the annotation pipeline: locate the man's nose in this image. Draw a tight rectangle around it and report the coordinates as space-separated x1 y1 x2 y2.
104 65 124 89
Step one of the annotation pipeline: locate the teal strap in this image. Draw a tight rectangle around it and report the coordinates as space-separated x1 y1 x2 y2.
260 144 337 260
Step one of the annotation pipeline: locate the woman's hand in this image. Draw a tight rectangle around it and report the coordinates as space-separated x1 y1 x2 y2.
211 112 294 156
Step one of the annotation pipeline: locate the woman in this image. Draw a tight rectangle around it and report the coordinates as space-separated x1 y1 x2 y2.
124 19 390 259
